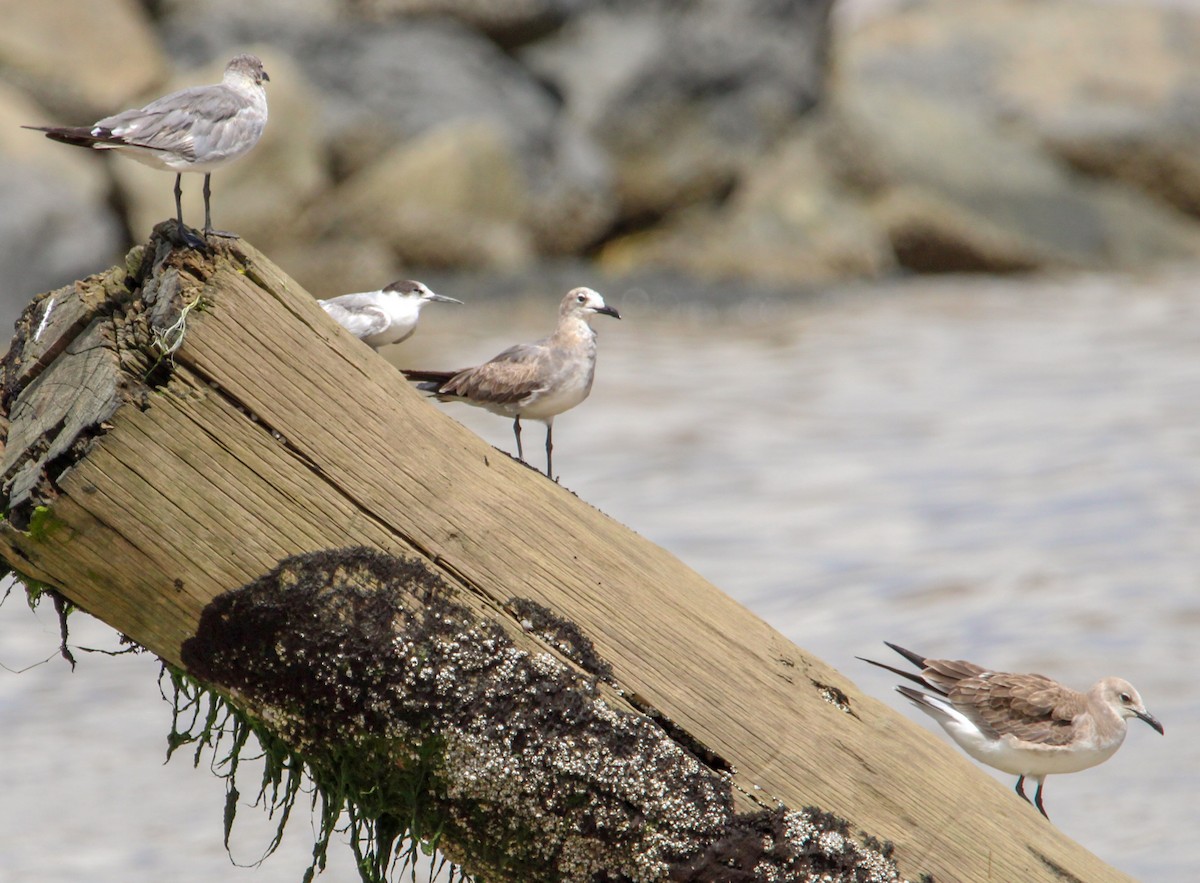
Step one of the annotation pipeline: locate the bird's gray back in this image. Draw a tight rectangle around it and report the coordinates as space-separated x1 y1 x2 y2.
97 83 265 162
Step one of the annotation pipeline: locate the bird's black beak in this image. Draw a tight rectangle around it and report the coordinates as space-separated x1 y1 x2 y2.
1136 709 1164 735
262 70 271 83
595 305 621 319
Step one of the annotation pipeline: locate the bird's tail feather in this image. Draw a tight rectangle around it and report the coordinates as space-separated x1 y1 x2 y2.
884 642 929 671
856 655 932 689
401 369 456 385
23 125 103 148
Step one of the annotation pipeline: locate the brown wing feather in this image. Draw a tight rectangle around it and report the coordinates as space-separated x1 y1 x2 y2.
919 658 988 694
438 343 549 406
951 673 1085 746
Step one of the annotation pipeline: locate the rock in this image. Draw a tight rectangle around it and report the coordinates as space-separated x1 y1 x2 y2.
844 0 1200 222
155 0 340 66
872 189 1045 275
522 125 616 255
345 0 584 46
598 114 892 286
110 50 330 253
0 81 110 205
838 79 1200 272
0 0 167 121
0 165 123 334
269 238 403 303
300 20 559 175
600 68 1200 284
524 0 834 221
297 19 617 256
303 119 535 271
0 82 124 326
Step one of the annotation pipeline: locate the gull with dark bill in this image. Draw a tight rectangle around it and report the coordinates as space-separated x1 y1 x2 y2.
24 54 269 249
402 287 620 479
319 280 462 350
859 642 1163 819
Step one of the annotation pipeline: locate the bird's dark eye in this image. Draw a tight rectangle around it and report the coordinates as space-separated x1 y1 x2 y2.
1119 692 1132 703
577 294 586 303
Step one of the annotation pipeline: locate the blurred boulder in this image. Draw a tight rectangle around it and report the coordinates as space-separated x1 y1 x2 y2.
300 21 559 175
0 81 111 206
154 0 340 65
0 82 124 327
845 0 1200 223
524 0 834 222
0 0 167 121
599 112 893 285
0 165 123 333
346 0 585 46
840 81 1200 272
601 71 1200 284
297 20 618 255
304 119 534 270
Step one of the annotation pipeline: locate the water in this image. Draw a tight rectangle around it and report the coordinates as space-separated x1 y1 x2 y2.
2 268 1198 881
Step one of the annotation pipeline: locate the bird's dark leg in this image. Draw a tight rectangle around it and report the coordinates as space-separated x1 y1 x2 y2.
202 174 238 240
545 423 554 479
173 173 205 249
203 174 213 236
1033 779 1049 819
512 416 524 462
1014 775 1031 804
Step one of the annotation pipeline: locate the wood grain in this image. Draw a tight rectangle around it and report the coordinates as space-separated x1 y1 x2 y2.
0 228 1133 882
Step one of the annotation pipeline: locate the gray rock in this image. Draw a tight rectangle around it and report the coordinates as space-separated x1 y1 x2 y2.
524 0 833 220
303 119 536 271
297 20 618 256
300 20 559 172
598 113 893 285
842 80 1200 273
345 0 586 46
0 0 167 121
845 0 1200 225
0 165 123 335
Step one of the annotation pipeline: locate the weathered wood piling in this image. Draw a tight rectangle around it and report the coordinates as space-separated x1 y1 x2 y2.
0 226 1134 882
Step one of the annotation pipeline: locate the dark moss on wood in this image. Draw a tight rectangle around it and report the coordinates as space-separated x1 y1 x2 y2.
506 595 615 682
179 547 909 883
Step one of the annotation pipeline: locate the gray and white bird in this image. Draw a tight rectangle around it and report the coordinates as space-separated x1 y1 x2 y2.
859 642 1164 819
319 280 462 350
402 287 620 479
24 54 269 249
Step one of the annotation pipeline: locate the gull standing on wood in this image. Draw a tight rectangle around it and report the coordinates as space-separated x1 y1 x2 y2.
24 54 269 250
402 287 621 479
319 280 462 350
859 642 1163 819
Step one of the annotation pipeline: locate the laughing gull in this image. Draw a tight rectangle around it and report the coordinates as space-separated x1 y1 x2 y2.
24 54 269 249
859 642 1163 819
319 280 462 350
402 287 620 478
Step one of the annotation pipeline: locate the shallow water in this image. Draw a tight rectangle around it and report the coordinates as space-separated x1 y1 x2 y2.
2 267 1198 881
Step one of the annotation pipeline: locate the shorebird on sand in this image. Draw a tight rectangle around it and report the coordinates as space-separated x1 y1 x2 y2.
402 287 620 479
25 54 269 249
319 280 461 350
859 642 1163 819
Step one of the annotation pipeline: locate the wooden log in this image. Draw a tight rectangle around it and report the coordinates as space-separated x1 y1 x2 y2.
0 226 1134 882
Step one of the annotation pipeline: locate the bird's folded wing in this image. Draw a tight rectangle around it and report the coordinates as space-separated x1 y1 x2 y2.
952 673 1084 746
97 85 252 158
320 299 390 339
443 344 549 405
919 657 988 695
